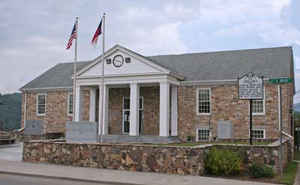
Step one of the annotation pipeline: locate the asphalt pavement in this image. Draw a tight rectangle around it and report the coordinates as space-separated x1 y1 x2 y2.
0 142 22 161
0 173 110 185
0 159 275 185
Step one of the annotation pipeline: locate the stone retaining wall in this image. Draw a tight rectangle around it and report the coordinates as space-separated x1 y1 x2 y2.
23 140 293 175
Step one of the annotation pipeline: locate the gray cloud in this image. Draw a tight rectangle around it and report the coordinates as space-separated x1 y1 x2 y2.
0 0 300 96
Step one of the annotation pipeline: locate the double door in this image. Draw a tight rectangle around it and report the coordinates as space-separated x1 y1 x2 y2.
122 97 144 134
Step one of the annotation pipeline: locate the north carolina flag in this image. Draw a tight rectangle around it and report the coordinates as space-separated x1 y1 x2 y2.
91 18 102 45
66 20 77 50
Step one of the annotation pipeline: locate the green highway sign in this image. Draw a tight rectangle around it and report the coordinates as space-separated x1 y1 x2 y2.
269 78 292 84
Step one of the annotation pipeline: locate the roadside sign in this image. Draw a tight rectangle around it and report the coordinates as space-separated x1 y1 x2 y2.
238 72 263 100
269 78 292 84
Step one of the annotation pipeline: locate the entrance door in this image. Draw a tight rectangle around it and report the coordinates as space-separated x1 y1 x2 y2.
122 97 144 134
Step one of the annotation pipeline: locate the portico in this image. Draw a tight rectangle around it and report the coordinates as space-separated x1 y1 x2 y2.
73 45 182 141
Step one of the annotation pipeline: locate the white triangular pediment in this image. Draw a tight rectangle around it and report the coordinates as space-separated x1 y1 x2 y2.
78 45 169 78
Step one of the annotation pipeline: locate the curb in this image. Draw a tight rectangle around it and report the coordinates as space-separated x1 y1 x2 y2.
0 170 143 185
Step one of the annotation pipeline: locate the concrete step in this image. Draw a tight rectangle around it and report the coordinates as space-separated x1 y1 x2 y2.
101 135 181 144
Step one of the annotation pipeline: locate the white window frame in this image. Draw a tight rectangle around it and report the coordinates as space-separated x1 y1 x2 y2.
196 127 210 141
67 92 73 116
36 93 47 116
196 88 211 115
251 87 265 115
251 128 266 139
122 96 144 134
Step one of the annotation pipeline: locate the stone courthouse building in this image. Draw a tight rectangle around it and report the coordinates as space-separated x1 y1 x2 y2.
20 45 295 142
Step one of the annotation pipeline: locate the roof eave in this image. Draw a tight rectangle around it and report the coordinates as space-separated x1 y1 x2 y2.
169 72 185 80
20 86 72 92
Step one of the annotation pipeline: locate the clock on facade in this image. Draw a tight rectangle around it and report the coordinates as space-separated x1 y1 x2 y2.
113 55 124 67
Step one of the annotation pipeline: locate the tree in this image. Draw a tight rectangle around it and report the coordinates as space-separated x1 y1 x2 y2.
0 120 4 131
0 93 21 131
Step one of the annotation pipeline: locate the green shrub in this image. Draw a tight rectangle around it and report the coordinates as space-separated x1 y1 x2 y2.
204 148 242 176
248 163 274 178
187 136 193 142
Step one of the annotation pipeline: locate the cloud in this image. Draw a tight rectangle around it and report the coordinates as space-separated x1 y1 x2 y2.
1 0 300 94
295 56 300 69
124 23 188 55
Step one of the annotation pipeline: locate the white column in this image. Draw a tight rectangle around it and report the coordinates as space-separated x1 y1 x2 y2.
98 84 109 136
129 83 140 136
160 81 170 136
98 85 103 135
89 88 96 122
74 85 81 121
171 85 178 136
102 85 109 135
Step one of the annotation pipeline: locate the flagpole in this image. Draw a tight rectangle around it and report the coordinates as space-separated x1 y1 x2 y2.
73 17 78 120
100 13 105 142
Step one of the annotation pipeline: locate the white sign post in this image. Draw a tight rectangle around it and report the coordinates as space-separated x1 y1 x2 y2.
238 72 263 145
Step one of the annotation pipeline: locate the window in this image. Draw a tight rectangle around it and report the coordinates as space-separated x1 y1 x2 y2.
251 87 265 115
122 97 143 134
123 97 143 110
68 93 73 115
197 88 211 114
196 128 210 141
252 100 264 114
36 94 46 115
252 129 265 139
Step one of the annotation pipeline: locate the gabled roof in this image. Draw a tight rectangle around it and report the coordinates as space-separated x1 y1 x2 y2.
21 45 294 90
21 61 93 90
76 44 183 78
149 46 294 81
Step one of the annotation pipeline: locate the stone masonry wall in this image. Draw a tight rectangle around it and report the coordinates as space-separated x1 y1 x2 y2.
21 82 293 139
21 89 90 134
23 140 292 175
177 83 294 141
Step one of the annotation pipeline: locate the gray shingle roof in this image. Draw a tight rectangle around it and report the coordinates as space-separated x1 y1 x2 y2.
21 61 93 90
149 46 293 81
21 46 293 90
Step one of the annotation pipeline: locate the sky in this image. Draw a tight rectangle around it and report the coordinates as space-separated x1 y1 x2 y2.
1 0 300 101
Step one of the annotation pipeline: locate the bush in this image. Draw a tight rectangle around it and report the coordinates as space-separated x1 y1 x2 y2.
204 148 242 176
248 163 274 178
187 136 193 142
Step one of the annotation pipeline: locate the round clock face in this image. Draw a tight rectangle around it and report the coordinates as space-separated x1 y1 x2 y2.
113 55 124 67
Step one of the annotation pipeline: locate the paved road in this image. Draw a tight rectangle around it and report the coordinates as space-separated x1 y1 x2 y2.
0 142 22 161
0 173 111 185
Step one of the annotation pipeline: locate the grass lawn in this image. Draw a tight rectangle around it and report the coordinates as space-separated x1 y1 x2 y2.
278 161 298 185
295 150 300 161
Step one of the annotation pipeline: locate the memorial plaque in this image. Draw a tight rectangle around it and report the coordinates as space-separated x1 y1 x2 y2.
24 120 44 135
66 121 98 143
217 121 232 139
238 73 263 100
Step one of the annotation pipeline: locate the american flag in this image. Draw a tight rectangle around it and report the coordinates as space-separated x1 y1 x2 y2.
91 18 102 45
66 20 77 50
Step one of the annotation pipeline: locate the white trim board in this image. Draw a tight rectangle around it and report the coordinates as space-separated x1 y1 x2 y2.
36 93 47 116
196 88 212 116
67 92 73 116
